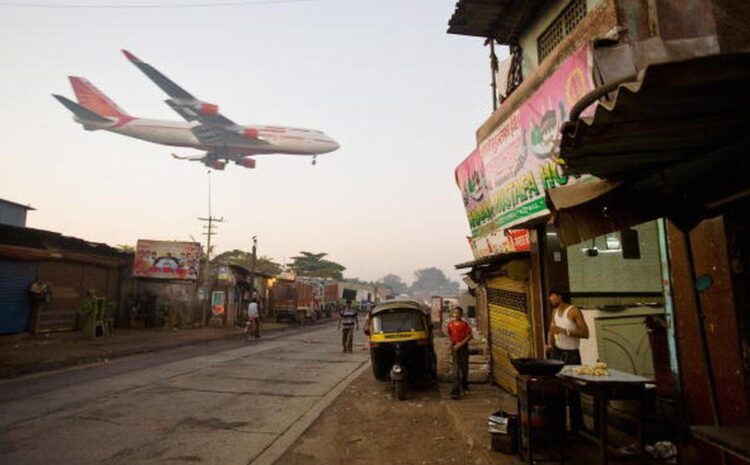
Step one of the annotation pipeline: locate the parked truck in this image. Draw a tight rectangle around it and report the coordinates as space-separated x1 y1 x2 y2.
270 278 323 324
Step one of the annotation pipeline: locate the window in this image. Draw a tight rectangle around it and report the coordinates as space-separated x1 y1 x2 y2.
537 0 587 62
372 312 425 333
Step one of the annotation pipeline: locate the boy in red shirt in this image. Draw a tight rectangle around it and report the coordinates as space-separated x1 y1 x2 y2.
447 307 472 399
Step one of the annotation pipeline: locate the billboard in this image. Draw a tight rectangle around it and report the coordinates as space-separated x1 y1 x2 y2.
457 46 594 258
133 240 201 280
211 290 225 315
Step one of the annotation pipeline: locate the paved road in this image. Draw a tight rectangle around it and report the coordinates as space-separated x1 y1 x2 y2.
0 324 368 465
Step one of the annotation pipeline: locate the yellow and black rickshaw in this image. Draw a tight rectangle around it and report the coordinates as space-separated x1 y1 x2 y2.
366 299 437 400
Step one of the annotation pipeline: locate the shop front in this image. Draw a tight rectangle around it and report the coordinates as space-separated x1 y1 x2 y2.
546 52 750 462
0 223 126 334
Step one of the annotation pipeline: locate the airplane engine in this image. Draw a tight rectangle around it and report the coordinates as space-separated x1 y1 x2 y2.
205 159 226 170
243 128 259 139
236 157 256 169
198 103 219 116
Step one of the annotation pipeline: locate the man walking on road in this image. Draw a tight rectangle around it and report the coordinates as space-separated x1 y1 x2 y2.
338 300 358 353
447 307 472 400
248 298 261 338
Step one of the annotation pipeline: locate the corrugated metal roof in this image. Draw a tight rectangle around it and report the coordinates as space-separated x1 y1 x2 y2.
560 53 750 177
0 198 35 211
549 52 750 244
0 223 124 259
447 0 545 43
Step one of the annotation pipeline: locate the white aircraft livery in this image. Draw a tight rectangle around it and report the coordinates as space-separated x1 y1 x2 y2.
53 50 340 170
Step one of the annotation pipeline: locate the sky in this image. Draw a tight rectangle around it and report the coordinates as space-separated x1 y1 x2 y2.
0 0 504 284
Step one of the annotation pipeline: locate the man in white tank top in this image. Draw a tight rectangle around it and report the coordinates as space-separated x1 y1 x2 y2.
546 289 589 431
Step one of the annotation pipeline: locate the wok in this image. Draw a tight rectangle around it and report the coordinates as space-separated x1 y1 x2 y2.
510 358 565 376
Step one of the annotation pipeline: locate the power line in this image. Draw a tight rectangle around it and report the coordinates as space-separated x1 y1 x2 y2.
0 0 335 9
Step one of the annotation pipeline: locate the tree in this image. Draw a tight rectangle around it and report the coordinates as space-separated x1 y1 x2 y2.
255 256 283 275
115 244 135 253
378 274 408 295
289 251 345 279
212 249 282 275
410 267 459 297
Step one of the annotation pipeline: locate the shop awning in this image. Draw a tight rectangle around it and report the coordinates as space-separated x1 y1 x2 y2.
560 53 750 178
548 52 750 245
447 0 545 43
455 251 529 270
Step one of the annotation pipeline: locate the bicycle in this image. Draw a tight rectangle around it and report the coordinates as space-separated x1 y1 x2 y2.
243 316 260 341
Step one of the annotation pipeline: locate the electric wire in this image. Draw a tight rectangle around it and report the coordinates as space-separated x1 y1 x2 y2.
0 0 340 9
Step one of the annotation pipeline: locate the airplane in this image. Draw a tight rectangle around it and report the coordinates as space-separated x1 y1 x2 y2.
53 50 340 170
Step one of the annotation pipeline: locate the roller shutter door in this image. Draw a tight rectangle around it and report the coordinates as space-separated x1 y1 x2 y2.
487 275 532 394
0 260 38 334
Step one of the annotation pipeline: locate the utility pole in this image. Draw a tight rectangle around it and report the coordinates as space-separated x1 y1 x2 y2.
249 235 258 298
197 170 224 325
487 38 499 111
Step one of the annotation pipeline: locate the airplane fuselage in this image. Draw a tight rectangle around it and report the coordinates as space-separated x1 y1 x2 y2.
79 116 339 156
56 50 340 169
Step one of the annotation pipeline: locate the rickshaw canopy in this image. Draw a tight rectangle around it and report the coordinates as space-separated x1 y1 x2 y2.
371 299 431 317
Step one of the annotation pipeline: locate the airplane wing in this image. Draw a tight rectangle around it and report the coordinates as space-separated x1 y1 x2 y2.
122 49 235 127
123 50 270 149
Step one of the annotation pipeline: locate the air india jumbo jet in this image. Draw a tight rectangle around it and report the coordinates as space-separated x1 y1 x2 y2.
53 50 340 170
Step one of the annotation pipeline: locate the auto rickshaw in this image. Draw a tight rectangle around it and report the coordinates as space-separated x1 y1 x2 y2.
366 299 437 400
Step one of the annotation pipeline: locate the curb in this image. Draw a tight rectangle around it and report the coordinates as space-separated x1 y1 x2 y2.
0 320 335 380
249 360 370 465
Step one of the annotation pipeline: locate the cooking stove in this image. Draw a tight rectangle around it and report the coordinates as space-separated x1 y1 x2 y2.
516 374 566 464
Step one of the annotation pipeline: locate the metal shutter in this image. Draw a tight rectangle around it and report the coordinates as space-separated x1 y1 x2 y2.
487 275 531 394
0 259 38 335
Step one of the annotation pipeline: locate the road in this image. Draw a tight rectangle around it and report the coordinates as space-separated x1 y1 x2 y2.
0 323 368 465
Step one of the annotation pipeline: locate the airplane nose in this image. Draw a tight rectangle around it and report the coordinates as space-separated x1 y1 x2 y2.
330 140 340 151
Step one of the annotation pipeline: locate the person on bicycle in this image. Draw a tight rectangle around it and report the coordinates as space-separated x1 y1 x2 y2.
248 298 261 337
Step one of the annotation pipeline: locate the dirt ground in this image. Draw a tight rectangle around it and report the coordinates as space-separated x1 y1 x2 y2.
275 369 488 465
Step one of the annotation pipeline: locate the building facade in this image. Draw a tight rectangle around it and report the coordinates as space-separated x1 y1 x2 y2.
0 198 34 228
449 0 750 460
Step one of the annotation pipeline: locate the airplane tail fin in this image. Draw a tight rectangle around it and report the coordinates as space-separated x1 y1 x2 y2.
68 76 131 119
52 94 113 123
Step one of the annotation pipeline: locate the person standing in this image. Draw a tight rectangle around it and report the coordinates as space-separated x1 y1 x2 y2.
248 298 261 338
338 300 358 353
447 307 472 400
28 279 51 335
546 289 589 430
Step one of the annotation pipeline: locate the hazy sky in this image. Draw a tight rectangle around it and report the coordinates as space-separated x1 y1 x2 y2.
0 0 502 283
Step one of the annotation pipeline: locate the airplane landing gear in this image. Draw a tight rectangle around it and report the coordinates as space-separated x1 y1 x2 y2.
312 155 317 166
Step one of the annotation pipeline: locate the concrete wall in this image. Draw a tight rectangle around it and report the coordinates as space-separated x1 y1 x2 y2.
119 267 199 327
566 221 662 303
519 0 608 76
710 0 750 52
